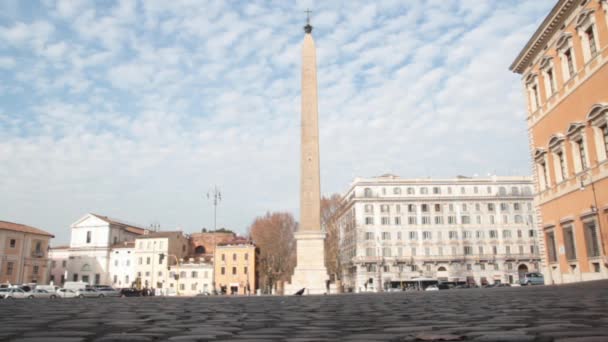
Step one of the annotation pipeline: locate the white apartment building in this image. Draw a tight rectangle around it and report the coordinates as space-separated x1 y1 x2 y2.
48 246 69 285
170 260 214 296
334 175 542 292
109 242 135 288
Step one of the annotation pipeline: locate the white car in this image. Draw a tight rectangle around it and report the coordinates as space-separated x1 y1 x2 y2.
56 288 78 298
425 285 439 291
27 289 57 299
95 287 121 297
75 288 103 298
0 288 28 299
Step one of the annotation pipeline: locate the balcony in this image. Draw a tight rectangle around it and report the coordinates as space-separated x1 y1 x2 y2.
31 251 45 258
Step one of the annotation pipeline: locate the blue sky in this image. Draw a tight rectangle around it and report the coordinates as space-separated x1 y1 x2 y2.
0 0 555 243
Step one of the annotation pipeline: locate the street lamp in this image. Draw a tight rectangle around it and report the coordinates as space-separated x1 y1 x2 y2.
579 173 606 259
207 186 222 231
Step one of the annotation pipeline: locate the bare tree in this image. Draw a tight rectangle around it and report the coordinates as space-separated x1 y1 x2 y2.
322 194 344 284
248 212 297 294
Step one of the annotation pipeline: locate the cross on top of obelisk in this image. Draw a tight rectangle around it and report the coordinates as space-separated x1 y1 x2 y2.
304 9 313 34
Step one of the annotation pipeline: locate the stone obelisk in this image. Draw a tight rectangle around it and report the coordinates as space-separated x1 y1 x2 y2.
286 11 329 295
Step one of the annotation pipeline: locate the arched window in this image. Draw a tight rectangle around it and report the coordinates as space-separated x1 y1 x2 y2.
364 188 373 197
194 246 206 254
81 264 91 272
437 266 447 272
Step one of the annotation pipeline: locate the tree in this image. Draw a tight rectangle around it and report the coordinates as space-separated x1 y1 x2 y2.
248 212 297 294
322 194 344 284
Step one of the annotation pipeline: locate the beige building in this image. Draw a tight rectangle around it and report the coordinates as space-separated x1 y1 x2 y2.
333 175 541 292
510 0 608 283
1 220 54 285
214 241 256 295
134 231 190 291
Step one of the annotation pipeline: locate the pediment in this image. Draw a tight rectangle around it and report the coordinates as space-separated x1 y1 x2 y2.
70 213 109 228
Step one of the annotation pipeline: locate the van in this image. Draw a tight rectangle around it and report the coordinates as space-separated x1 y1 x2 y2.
519 273 544 285
63 281 88 291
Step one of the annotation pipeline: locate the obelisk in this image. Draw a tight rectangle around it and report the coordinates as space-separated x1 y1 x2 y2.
286 11 329 295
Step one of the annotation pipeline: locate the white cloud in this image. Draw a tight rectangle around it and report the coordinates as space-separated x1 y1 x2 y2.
0 0 556 243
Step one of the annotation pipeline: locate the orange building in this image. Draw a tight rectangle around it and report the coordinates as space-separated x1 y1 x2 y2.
1 221 54 284
213 240 256 295
510 0 608 283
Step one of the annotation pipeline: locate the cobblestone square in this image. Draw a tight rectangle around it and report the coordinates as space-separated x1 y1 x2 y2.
1 281 607 342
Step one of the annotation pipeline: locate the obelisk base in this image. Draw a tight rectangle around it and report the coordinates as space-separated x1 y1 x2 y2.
285 231 329 295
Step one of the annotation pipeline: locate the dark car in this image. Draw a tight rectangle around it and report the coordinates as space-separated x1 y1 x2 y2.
437 283 451 290
119 288 141 297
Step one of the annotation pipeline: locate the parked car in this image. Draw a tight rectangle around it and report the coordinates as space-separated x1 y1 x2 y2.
75 288 102 298
36 285 59 293
437 283 451 290
0 288 28 299
520 272 544 286
96 287 120 297
425 285 439 291
63 281 88 292
27 289 57 299
56 288 78 298
119 288 141 297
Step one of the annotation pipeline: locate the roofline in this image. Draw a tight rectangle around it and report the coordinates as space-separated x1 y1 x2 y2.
509 0 577 74
0 221 55 238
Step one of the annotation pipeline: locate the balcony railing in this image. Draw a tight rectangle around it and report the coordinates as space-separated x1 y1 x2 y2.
31 251 45 258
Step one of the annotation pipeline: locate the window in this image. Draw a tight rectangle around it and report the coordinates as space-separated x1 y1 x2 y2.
366 248 375 257
421 204 429 212
602 124 608 158
114 260 118 267
425 248 430 256
476 230 484 239
382 232 391 240
9 239 16 248
489 230 498 239
500 203 508 211
518 245 524 255
422 216 431 225
539 160 550 189
420 187 428 194
232 267 237 275
487 186 492 194
434 204 441 212
480 263 486 271
462 204 467 211
547 231 557 262
461 216 470 224
365 217 373 225
505 246 511 255
490 215 495 224
488 203 495 211
409 231 418 240
464 246 472 255
517 230 522 238
503 230 511 238
460 187 465 194
408 204 416 213
95 274 100 285
557 151 567 181
382 247 391 257
365 232 374 240
221 267 225 275
463 231 472 239
364 204 373 213
514 203 520 211
515 215 523 224
393 187 401 195
474 186 478 194
380 204 390 213
397 232 402 240
475 203 480 211
492 246 498 255
499 187 507 196
447 187 452 194
584 221 600 258
586 26 598 58
364 188 373 197
146 257 151 265
244 266 248 274
476 216 481 224
503 215 509 224
449 204 454 211
433 187 441 194
407 187 415 195
448 216 456 224
382 188 386 195
86 231 91 244
563 226 577 260
434 216 443 224
381 217 390 225
394 217 401 225
545 67 556 96
408 217 417 225
411 247 417 256
564 48 575 79
478 246 484 254
449 231 458 240
577 139 588 170
422 231 432 240
192 271 198 278
396 205 401 213
531 84 540 110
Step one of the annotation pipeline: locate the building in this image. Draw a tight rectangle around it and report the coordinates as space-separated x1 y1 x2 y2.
1 220 54 284
170 259 213 296
510 0 608 283
214 240 256 295
332 175 541 292
109 241 135 288
48 246 69 285
133 231 190 292
189 231 236 257
61 213 146 285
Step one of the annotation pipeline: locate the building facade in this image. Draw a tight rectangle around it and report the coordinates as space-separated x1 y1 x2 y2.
510 0 608 283
48 246 69 286
109 241 135 288
61 213 146 286
333 175 541 292
214 241 256 295
170 259 214 296
1 221 54 285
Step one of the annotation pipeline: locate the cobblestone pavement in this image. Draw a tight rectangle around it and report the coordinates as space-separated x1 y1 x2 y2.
1 280 607 342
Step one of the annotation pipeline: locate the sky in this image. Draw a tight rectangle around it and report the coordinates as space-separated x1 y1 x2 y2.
0 0 556 244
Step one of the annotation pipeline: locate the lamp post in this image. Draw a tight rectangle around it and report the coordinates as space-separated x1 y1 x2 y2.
579 173 606 258
207 186 222 231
